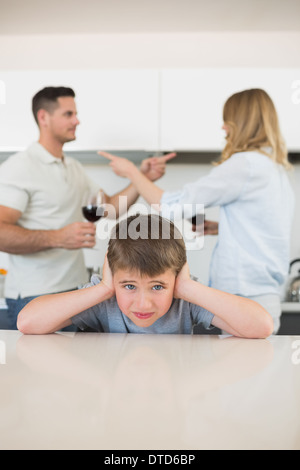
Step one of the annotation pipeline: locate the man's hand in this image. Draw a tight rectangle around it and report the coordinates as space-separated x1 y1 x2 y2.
98 151 176 181
140 153 177 181
54 222 96 249
98 151 137 179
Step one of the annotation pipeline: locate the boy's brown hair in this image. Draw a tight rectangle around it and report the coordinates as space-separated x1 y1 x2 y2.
107 214 187 277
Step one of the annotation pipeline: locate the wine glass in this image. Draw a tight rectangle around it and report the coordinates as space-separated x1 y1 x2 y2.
82 190 106 223
82 190 106 275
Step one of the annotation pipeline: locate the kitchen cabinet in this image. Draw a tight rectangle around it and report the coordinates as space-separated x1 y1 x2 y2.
1 68 300 153
0 69 160 151
160 68 300 151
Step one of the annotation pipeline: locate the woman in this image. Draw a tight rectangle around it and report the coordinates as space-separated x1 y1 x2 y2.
100 88 295 334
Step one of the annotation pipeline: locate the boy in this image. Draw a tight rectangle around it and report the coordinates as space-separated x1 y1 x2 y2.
17 214 273 338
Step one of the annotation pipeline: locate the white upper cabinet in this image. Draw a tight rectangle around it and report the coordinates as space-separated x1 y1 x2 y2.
0 68 300 153
160 68 300 151
0 69 160 151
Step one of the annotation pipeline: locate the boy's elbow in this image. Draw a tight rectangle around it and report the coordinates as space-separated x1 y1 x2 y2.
261 314 274 338
251 312 274 339
17 310 38 335
239 307 274 339
17 303 44 335
17 312 31 334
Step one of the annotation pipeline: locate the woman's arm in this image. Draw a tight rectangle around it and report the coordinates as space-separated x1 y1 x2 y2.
174 264 274 339
17 282 114 335
98 152 166 206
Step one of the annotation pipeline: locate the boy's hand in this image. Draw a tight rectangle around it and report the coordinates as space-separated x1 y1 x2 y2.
101 255 115 298
174 262 191 300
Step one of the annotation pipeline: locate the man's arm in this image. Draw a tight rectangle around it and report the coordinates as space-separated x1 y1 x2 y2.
174 263 274 339
0 205 96 254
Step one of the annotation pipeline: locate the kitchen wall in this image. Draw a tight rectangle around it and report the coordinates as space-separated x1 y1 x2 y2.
1 32 300 69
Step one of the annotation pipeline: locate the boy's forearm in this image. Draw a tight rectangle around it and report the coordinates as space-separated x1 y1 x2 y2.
178 279 273 338
17 283 113 335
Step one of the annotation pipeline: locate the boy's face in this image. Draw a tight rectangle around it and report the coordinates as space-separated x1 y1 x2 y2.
113 269 176 328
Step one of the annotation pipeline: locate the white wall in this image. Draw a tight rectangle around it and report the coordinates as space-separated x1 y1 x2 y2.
1 32 300 69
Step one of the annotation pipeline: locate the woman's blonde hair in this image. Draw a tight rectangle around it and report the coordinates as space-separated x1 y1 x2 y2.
217 88 291 169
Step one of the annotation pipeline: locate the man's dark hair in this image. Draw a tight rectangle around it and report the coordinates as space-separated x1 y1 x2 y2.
32 86 75 124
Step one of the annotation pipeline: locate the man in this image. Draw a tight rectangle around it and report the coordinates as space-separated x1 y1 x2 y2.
0 86 175 328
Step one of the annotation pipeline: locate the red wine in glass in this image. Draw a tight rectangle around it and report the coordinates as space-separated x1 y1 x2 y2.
191 214 205 226
82 205 104 222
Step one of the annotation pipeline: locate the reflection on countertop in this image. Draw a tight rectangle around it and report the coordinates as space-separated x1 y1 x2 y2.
0 330 300 450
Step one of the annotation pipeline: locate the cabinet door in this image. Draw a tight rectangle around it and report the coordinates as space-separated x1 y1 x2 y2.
0 69 160 151
160 68 300 152
74 69 160 151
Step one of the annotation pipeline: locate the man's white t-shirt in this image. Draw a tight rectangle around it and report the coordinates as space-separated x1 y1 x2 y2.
0 142 100 298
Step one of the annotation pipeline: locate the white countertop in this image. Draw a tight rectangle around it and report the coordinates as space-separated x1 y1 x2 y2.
281 302 300 313
0 330 300 450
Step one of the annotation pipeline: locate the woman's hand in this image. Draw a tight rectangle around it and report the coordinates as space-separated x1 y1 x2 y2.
192 219 219 236
204 220 219 235
98 151 176 181
98 151 137 179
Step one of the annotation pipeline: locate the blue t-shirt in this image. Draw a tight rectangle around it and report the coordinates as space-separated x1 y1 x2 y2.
72 275 214 334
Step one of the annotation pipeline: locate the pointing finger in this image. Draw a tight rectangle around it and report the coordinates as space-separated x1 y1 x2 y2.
98 151 116 161
160 152 177 162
